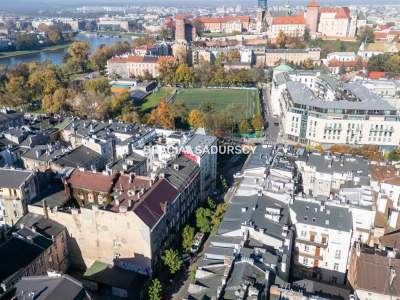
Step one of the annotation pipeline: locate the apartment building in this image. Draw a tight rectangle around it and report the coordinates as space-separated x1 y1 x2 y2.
296 152 369 198
107 55 175 79
182 134 217 203
269 15 306 39
289 198 352 285
194 16 250 33
258 48 321 67
0 213 69 292
0 168 38 226
271 70 400 149
348 244 400 300
305 1 360 38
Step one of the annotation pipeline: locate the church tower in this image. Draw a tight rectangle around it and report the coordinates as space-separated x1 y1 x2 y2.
256 0 268 32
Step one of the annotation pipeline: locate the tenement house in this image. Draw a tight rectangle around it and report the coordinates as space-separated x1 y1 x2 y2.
0 213 68 293
29 168 199 277
0 168 38 226
289 198 352 285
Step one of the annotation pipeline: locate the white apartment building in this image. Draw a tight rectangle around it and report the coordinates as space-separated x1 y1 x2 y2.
317 7 357 38
326 52 357 62
295 152 370 198
289 198 353 285
182 134 217 203
271 70 400 150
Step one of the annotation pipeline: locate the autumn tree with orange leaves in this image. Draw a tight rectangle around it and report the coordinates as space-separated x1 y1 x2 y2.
150 100 175 129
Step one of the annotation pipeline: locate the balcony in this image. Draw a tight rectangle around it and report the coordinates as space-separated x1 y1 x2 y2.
296 238 328 248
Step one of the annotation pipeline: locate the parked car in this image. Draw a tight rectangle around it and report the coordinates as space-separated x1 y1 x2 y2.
190 233 205 254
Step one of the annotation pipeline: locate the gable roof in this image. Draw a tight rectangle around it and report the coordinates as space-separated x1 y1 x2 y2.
272 15 305 25
320 7 350 19
12 275 87 300
0 168 33 189
350 249 400 296
133 179 178 228
67 169 117 193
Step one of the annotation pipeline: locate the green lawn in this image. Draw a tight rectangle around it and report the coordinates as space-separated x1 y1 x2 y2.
174 88 260 119
139 87 175 114
0 43 71 58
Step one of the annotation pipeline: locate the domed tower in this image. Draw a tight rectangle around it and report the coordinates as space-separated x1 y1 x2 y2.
306 0 320 36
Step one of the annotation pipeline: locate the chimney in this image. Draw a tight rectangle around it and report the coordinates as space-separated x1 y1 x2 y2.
129 173 135 183
43 200 48 219
389 266 396 287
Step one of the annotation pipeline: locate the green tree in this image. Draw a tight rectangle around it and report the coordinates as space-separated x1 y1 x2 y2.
175 64 195 87
196 207 212 233
42 88 68 113
239 119 251 134
4 76 30 106
182 225 195 252
303 27 311 42
207 197 216 211
83 78 111 95
148 279 162 300
187 109 204 129
211 203 228 230
358 27 375 43
162 249 182 275
251 114 264 132
65 41 91 73
219 175 228 193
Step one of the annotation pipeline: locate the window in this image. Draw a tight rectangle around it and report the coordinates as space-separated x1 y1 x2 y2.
335 250 341 259
304 245 310 252
334 263 339 271
303 257 309 265
301 231 307 237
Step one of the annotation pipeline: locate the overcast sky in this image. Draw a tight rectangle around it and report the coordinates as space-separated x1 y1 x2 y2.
0 0 397 13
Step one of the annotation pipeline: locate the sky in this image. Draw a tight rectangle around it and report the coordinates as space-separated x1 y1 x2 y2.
0 0 398 13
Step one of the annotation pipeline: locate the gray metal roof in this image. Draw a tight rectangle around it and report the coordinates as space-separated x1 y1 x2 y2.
306 152 369 178
290 199 352 232
243 145 273 170
0 168 33 189
13 275 87 300
286 81 395 112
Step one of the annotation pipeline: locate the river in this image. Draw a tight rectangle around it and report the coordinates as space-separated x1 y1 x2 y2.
0 33 135 67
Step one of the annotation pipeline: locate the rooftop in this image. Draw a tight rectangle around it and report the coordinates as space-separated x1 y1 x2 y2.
290 199 352 232
11 274 87 300
0 168 33 189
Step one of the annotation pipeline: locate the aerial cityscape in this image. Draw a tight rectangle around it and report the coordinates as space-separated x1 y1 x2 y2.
0 0 399 299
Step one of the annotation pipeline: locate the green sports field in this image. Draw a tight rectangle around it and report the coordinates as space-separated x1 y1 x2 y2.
173 88 260 118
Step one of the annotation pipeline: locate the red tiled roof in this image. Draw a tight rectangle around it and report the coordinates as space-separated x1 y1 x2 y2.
67 170 117 193
307 0 320 8
272 15 305 25
320 7 350 19
374 32 388 39
328 59 367 68
368 71 386 79
133 179 178 229
369 165 398 182
110 174 153 212
195 15 250 24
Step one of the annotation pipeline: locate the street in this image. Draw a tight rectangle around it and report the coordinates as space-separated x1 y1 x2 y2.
261 83 281 144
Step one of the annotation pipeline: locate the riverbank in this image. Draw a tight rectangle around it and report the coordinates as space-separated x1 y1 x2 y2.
0 43 71 59
83 31 143 38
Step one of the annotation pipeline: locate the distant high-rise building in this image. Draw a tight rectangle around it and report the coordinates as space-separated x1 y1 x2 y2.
258 0 268 9
256 0 268 32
